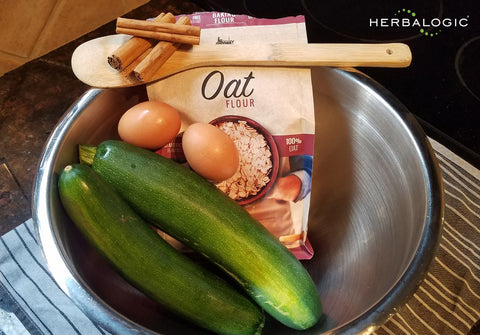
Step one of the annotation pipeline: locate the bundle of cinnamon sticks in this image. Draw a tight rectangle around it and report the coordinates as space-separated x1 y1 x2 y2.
107 12 201 82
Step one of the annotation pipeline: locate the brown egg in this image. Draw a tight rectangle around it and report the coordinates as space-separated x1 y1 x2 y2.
118 101 181 149
182 123 239 182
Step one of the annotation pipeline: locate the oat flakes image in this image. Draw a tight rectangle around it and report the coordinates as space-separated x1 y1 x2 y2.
213 117 278 204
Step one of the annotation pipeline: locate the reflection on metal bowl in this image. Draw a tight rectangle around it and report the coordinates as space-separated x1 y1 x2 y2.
33 67 443 334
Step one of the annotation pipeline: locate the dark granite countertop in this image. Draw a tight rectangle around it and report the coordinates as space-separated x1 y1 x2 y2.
0 0 203 234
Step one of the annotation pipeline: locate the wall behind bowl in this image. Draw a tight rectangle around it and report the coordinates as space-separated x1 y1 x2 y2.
0 0 149 77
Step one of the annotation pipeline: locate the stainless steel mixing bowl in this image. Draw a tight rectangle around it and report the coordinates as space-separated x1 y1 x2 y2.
33 67 444 334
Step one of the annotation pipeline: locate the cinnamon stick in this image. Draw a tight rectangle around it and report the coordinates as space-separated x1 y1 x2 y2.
115 27 200 45
116 17 201 36
133 16 191 82
107 12 175 71
120 46 153 79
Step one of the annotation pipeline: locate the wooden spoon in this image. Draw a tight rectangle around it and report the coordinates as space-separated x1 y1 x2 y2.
71 34 412 88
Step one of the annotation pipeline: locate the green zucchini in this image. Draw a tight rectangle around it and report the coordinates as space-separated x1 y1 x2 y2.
80 140 322 330
58 164 264 335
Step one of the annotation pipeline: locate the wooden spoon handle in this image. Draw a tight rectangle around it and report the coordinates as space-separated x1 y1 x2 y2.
173 43 412 68
151 42 411 80
271 43 412 68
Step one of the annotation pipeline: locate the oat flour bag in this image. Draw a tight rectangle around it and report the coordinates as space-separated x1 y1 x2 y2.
148 12 315 259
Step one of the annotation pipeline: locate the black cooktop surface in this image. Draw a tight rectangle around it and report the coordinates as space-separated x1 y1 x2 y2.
195 0 480 167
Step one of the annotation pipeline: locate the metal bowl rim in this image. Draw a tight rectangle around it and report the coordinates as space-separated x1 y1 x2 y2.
326 68 444 334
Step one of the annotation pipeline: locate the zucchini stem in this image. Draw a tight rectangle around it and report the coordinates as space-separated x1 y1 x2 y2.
79 145 97 166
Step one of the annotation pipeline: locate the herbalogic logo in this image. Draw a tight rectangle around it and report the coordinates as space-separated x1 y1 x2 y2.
370 8 469 37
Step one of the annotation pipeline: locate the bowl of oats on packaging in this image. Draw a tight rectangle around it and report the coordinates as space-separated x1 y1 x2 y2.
210 115 280 205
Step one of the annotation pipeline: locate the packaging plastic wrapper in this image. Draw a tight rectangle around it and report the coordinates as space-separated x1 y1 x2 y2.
149 12 315 259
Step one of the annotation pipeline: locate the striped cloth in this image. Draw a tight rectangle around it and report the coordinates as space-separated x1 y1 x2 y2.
375 140 480 335
0 220 110 335
1 138 479 335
